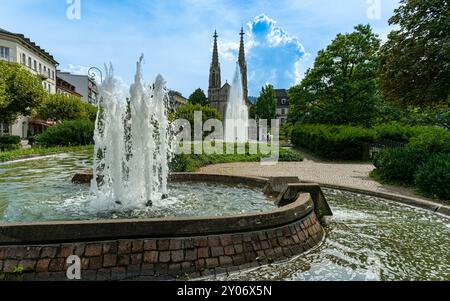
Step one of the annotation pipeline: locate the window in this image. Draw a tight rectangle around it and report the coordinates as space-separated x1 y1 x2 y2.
281 98 287 105
43 82 47 90
51 70 55 80
0 47 10 59
1 123 10 135
28 57 31 67
21 53 26 64
281 109 286 115
39 63 42 73
33 60 37 70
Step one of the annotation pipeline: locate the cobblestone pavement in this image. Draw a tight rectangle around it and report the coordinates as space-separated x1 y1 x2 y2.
198 156 430 201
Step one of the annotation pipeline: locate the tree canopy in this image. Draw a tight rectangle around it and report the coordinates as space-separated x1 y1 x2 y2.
36 94 98 122
188 88 208 106
288 25 381 126
0 61 46 124
379 0 450 107
253 85 277 121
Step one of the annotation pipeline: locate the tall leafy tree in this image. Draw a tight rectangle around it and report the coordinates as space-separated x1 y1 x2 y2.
0 61 46 124
188 88 208 106
254 85 277 121
288 25 381 126
36 94 94 121
379 0 449 107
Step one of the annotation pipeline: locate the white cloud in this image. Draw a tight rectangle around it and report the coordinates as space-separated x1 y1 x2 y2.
61 64 90 75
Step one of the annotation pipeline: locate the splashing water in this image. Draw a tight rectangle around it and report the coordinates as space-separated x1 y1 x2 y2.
224 63 249 143
91 55 172 209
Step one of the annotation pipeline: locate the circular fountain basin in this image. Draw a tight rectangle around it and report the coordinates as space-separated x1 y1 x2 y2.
0 153 448 281
0 153 323 281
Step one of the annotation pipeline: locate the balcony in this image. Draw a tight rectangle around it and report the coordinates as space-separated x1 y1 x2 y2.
38 72 49 80
0 55 17 63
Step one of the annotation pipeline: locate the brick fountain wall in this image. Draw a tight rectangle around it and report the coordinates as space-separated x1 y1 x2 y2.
0 211 323 281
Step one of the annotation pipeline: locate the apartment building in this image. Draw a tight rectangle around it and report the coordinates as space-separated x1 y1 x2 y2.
0 28 59 138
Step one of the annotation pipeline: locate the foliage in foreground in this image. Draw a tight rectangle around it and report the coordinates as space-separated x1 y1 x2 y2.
414 153 450 201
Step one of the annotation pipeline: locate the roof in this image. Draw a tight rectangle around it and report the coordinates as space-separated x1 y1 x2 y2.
274 89 289 107
0 27 58 65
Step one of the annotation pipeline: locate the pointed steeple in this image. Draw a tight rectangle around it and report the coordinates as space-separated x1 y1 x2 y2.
209 30 221 97
212 30 219 67
238 27 248 104
239 27 246 65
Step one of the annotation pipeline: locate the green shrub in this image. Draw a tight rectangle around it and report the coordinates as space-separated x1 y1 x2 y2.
414 153 450 201
0 135 21 145
373 123 426 142
35 119 94 146
278 148 304 162
407 128 450 155
0 135 21 151
373 147 427 185
291 124 375 160
169 146 303 172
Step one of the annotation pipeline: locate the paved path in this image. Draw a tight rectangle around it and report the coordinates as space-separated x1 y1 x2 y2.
199 152 429 201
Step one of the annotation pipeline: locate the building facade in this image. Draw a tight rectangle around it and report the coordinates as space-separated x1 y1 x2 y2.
208 29 248 119
0 28 59 138
168 90 188 112
56 76 83 98
56 72 98 104
275 89 289 125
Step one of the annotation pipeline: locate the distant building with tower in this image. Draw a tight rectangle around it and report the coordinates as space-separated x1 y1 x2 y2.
208 29 248 119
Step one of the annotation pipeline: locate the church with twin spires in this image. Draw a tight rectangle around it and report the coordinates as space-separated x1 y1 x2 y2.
208 28 249 119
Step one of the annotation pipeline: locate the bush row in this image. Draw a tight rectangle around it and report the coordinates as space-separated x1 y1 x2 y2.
0 135 21 151
170 146 303 172
291 124 376 160
291 123 449 161
35 119 95 147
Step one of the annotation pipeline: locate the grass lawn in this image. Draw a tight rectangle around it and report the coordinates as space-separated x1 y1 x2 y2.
0 145 94 163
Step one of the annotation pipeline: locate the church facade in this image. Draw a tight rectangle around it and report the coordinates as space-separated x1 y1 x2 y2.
208 29 248 119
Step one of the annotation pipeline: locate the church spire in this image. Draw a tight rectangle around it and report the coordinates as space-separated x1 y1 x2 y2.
209 30 221 96
239 27 246 64
212 30 219 67
238 27 248 104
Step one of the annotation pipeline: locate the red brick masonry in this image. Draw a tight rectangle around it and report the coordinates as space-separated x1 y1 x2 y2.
0 211 323 281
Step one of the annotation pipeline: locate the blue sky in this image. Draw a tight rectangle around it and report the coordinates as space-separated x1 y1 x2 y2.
0 0 400 97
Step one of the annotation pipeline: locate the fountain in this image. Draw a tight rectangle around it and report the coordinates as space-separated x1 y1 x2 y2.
224 63 249 143
3 57 447 282
91 55 172 208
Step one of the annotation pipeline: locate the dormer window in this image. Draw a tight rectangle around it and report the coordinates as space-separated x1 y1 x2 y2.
281 98 287 105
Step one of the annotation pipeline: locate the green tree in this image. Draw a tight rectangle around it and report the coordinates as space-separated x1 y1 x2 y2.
288 25 381 126
172 104 221 139
173 104 221 124
254 85 277 121
0 61 46 124
36 94 96 121
379 0 450 107
188 88 208 106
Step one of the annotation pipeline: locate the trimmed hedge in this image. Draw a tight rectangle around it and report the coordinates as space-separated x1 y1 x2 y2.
0 135 21 151
414 153 450 201
291 124 375 160
35 119 94 147
170 146 304 172
291 123 449 161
